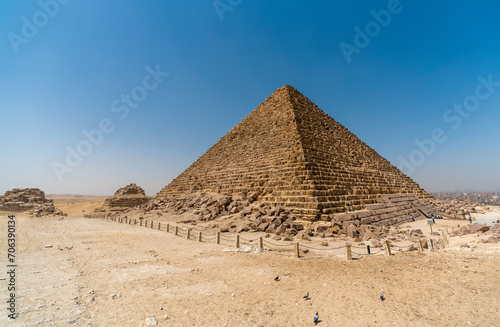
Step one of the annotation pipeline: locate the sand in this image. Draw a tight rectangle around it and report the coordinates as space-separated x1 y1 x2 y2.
46 195 108 216
1 200 500 326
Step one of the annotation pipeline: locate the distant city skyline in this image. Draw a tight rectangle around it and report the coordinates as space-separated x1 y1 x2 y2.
1 1 499 196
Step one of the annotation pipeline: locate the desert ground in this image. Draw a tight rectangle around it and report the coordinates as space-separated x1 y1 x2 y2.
46 195 109 216
1 196 500 327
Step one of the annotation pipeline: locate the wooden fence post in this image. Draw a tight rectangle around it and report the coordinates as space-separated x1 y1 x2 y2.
294 242 299 258
187 229 191 240
216 231 220 245
158 222 161 230
235 235 240 248
166 224 170 232
175 226 178 236
428 239 434 252
346 243 352 260
417 239 423 253
198 232 202 242
151 221 154 229
259 237 263 251
385 241 392 256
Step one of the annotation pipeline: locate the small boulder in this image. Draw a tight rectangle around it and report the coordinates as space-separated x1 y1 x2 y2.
347 226 359 239
274 205 285 216
265 226 276 233
488 236 499 244
470 223 490 233
291 222 304 231
275 224 287 235
257 223 268 232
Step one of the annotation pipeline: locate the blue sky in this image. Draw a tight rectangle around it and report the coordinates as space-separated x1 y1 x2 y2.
1 0 499 196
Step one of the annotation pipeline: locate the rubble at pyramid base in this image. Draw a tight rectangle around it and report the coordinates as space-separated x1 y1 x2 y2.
125 191 437 241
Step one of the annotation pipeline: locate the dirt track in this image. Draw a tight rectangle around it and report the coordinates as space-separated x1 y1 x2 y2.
1 211 500 327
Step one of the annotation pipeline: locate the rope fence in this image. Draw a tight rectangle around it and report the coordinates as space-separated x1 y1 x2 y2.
85 214 449 260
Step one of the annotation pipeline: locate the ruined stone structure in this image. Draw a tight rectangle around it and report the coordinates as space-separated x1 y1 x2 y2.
0 188 63 216
96 183 150 212
158 86 434 222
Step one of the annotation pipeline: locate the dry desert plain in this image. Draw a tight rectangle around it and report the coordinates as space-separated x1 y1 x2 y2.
1 195 500 327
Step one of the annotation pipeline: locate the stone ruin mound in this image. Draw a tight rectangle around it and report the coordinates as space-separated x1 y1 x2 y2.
96 183 150 212
0 188 63 217
157 85 436 226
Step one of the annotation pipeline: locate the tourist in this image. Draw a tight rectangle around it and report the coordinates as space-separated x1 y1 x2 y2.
411 216 415 222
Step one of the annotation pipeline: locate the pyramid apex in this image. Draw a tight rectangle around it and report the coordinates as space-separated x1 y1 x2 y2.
267 85 303 100
277 85 297 93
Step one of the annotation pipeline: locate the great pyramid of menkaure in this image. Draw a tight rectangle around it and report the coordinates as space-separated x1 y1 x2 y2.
158 85 433 222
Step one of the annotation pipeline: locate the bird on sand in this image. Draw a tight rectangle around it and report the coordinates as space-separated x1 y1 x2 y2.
314 311 319 325
303 292 310 300
274 275 280 281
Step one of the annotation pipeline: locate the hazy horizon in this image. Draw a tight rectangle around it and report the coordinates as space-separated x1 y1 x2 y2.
1 1 499 196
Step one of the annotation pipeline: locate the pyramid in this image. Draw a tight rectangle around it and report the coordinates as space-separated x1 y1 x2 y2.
95 183 149 212
157 85 433 221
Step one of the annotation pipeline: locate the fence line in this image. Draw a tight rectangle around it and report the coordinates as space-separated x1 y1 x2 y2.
85 214 448 260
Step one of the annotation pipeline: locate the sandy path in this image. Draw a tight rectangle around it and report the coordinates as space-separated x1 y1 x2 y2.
1 214 500 327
